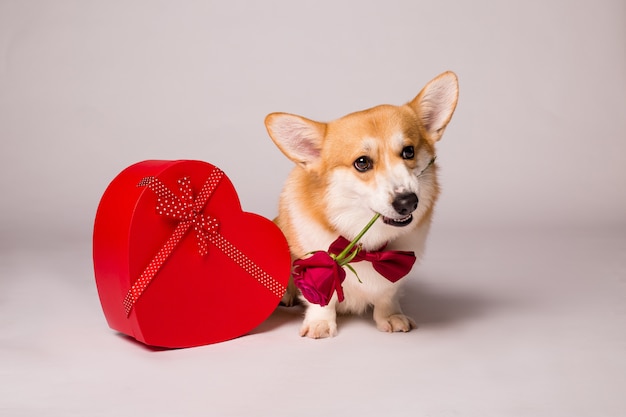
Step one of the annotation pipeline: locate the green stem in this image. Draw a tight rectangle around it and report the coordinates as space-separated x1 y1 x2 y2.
418 156 437 177
335 213 381 264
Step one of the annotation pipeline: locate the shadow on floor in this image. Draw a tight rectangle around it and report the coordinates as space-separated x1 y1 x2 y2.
401 279 508 328
251 276 511 334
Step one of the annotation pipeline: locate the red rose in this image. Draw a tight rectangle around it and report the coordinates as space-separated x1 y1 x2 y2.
293 251 346 306
290 213 417 307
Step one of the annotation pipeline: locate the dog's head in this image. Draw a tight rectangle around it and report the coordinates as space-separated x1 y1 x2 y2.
265 72 458 244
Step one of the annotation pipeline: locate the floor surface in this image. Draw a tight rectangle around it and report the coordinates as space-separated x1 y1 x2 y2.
1 227 625 417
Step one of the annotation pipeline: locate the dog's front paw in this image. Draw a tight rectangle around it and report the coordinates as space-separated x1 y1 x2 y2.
375 314 417 333
300 320 337 339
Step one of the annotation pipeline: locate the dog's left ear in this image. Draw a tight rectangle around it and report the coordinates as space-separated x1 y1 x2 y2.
409 71 459 142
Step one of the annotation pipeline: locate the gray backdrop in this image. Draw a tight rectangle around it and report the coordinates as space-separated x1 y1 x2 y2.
1 0 624 247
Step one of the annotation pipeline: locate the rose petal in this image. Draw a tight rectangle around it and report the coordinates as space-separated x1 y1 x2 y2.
293 252 346 306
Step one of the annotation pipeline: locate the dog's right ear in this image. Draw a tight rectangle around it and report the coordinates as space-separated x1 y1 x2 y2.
264 113 326 169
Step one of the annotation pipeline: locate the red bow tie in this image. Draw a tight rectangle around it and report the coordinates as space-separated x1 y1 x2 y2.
328 236 416 282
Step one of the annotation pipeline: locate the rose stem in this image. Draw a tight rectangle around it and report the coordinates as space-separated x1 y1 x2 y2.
335 213 381 263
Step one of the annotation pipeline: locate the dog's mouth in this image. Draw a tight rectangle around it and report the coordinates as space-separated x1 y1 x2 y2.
382 214 413 227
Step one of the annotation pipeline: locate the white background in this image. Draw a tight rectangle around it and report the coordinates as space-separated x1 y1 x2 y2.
1 1 625 416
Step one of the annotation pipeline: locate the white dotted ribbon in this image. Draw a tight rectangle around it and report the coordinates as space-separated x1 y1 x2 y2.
123 168 286 316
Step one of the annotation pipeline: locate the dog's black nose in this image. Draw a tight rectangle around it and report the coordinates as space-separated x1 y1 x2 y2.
392 192 419 216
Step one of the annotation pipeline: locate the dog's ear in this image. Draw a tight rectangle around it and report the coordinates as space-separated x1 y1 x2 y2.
265 112 326 169
409 71 459 142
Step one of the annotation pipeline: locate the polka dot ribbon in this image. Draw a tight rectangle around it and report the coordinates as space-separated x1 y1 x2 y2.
122 168 286 316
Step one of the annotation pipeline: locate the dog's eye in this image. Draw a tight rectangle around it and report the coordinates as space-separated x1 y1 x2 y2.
401 146 415 160
354 156 373 172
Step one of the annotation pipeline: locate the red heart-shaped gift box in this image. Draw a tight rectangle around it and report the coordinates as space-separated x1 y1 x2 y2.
93 160 291 348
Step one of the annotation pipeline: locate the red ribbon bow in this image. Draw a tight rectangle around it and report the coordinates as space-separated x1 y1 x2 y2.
139 175 220 256
292 236 416 306
328 236 416 283
123 168 285 316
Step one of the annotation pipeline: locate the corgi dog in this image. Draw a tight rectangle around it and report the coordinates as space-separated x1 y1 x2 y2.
265 71 459 338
